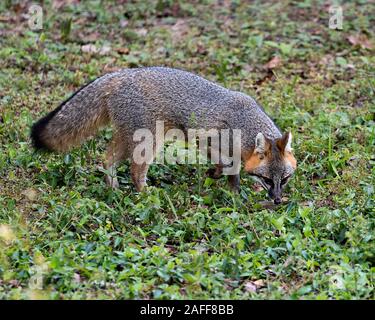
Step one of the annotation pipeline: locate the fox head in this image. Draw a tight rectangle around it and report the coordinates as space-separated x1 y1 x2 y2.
244 132 297 204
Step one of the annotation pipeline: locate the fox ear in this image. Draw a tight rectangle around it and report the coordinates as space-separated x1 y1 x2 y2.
277 132 293 152
255 132 266 155
285 132 292 152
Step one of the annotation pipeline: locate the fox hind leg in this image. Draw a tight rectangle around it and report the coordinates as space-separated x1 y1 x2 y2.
104 135 129 189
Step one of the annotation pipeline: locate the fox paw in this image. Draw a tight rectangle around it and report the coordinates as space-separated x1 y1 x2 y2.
134 179 148 192
105 176 119 189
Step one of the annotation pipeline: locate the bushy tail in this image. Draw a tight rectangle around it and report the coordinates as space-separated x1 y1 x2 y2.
31 78 111 152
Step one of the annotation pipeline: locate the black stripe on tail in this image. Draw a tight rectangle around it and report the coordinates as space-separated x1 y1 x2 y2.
30 78 98 151
30 103 64 151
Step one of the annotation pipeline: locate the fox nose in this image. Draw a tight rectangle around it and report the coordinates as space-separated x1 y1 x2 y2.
274 197 282 205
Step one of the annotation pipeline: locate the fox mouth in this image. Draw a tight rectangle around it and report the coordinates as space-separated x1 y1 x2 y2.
249 174 268 189
249 174 283 205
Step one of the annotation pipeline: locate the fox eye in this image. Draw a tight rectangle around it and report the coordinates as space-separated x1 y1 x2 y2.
263 177 273 186
281 175 291 185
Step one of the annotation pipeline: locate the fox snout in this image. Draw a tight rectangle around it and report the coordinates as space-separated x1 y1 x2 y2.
268 182 283 205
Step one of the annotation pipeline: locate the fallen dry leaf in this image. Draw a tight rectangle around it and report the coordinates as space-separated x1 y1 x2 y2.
0 16 12 22
53 0 79 9
171 19 190 43
103 66 120 73
347 34 373 50
12 3 25 15
320 54 334 66
119 20 129 28
116 47 130 55
22 188 38 201
82 44 111 55
244 279 266 293
84 31 101 42
243 64 254 73
135 28 148 37
9 279 21 287
73 273 81 284
244 281 257 293
0 224 16 242
253 279 265 288
81 44 98 54
264 56 281 69
99 45 111 56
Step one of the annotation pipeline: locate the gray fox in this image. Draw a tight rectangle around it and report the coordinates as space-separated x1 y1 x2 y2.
31 67 297 204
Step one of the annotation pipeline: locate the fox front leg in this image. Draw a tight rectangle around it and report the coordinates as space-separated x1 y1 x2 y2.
228 174 240 193
206 164 223 179
104 135 129 189
105 164 120 189
206 164 240 193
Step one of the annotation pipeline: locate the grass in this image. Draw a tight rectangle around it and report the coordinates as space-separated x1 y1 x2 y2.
0 0 374 299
